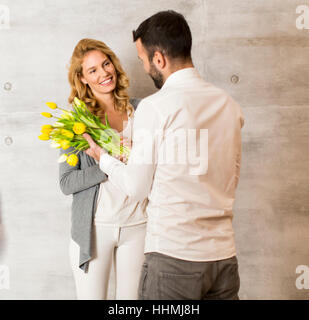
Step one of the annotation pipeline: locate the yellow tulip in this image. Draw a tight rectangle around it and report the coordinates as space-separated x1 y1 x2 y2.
67 154 79 166
73 122 86 135
41 124 53 134
41 124 53 130
41 112 53 118
46 102 58 109
38 133 50 140
60 140 70 150
61 129 74 139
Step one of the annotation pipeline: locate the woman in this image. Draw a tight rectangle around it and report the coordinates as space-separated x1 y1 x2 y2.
59 38 148 300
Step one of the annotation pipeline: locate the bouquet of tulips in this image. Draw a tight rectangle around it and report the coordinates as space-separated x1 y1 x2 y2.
38 97 130 166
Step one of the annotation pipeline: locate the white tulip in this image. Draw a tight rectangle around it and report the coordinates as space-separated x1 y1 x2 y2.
50 140 61 148
58 154 68 163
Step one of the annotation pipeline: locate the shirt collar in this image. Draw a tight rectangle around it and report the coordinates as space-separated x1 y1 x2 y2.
161 67 200 89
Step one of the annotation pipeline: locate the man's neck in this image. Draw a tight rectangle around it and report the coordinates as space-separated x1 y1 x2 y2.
163 60 194 83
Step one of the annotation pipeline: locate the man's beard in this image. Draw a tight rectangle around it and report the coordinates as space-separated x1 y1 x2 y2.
149 62 164 89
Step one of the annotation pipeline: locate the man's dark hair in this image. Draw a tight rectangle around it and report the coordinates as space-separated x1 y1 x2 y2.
133 10 192 62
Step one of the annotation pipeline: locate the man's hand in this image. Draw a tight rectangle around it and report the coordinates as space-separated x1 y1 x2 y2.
114 137 131 164
82 133 106 162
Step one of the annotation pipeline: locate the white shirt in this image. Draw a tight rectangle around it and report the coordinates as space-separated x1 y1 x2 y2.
100 67 244 261
94 111 148 227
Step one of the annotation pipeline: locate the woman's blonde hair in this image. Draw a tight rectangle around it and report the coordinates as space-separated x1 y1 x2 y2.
68 38 133 121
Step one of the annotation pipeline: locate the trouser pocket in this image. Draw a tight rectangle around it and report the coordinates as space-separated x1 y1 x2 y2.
138 263 148 300
158 272 202 300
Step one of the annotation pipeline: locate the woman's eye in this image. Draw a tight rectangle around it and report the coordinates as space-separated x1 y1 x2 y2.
104 62 110 66
90 70 96 74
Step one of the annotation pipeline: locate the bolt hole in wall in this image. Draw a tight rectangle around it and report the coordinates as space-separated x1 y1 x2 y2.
3 82 12 91
231 75 239 84
0 1 309 301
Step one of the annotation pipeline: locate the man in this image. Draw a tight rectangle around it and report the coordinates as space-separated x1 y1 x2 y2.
83 10 244 300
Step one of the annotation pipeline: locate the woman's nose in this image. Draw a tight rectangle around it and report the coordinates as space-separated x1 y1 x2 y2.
98 66 109 77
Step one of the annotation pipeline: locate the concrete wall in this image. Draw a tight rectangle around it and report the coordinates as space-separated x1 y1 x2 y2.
0 0 308 299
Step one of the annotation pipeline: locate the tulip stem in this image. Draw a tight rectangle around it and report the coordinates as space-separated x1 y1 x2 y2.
58 107 69 112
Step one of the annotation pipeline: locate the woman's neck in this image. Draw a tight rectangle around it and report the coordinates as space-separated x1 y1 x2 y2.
96 92 115 112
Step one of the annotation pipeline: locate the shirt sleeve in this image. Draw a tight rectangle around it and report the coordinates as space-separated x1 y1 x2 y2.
99 99 159 201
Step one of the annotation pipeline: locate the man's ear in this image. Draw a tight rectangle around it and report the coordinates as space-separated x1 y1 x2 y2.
152 51 166 70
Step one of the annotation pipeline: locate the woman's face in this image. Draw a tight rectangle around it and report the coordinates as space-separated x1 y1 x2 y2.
80 50 117 96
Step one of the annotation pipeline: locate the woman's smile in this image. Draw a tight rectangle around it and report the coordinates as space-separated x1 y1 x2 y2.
99 76 113 86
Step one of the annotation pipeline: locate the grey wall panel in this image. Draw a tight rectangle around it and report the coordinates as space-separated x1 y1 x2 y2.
0 0 308 299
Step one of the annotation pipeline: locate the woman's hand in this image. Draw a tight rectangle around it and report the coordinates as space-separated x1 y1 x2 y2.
82 133 106 161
